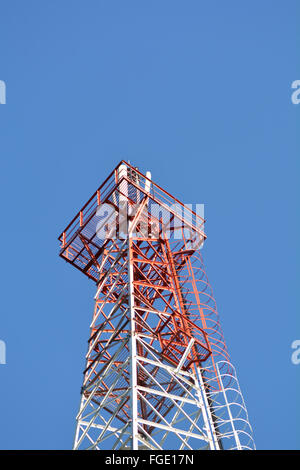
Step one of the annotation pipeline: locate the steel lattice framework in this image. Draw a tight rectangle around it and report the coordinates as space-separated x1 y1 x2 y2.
58 161 255 450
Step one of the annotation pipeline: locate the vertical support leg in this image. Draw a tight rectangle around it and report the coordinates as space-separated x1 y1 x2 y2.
196 367 221 450
128 237 138 450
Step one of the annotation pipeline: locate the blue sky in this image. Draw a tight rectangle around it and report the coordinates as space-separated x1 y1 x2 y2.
0 1 299 449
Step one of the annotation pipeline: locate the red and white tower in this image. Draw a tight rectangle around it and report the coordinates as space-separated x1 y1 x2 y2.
58 161 255 450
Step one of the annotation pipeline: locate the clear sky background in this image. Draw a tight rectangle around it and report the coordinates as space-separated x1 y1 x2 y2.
0 1 299 450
